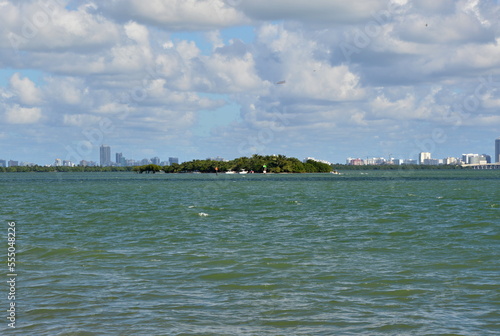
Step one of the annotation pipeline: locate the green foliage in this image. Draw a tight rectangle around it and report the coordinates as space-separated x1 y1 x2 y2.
157 155 334 174
133 164 162 174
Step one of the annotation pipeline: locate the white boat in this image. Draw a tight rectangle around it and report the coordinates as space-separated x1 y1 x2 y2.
239 169 248 174
225 171 236 174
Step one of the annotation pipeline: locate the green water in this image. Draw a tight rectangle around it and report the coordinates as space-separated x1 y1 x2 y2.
1 170 499 335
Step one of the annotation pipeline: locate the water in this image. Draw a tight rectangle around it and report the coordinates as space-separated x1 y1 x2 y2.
1 170 499 335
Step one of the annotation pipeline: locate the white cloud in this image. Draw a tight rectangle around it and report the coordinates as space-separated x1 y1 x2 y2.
205 52 265 93
99 0 248 30
0 1 120 51
124 21 150 46
43 76 88 105
482 92 500 109
9 73 43 105
5 104 42 124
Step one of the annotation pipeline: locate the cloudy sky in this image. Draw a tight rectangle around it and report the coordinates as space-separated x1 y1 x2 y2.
1 0 499 165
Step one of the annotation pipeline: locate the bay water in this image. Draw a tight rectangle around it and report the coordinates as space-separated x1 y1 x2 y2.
1 170 499 335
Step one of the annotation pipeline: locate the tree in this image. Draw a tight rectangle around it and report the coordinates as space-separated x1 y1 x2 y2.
133 164 162 174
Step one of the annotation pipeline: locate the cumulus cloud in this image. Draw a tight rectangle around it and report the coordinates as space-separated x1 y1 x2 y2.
5 104 42 124
99 0 249 30
0 0 120 52
0 0 499 163
9 73 43 105
43 76 88 106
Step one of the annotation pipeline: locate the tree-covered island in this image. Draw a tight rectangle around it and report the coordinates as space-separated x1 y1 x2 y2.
133 155 333 174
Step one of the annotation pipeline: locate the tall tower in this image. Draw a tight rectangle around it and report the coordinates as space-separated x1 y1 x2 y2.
100 145 111 166
495 137 500 163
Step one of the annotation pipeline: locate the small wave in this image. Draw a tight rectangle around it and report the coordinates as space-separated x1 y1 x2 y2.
198 212 209 217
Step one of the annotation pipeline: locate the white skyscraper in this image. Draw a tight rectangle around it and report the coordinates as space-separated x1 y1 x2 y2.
418 152 431 165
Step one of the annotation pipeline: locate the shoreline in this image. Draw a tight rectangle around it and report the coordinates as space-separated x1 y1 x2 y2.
0 165 486 173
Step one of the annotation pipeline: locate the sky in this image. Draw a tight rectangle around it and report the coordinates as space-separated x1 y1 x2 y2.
1 0 499 165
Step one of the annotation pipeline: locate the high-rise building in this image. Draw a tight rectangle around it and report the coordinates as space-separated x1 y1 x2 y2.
8 160 19 167
443 157 459 165
495 137 500 163
481 154 491 164
469 155 487 165
151 157 160 165
347 158 365 165
116 153 123 166
169 157 179 165
100 145 111 166
462 153 474 164
0 159 6 167
419 152 431 164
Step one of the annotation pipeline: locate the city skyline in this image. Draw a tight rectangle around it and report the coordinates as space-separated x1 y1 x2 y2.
1 1 499 165
2 136 499 168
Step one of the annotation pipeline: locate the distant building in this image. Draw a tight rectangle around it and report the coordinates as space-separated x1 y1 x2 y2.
63 160 74 167
304 157 332 165
469 155 488 165
365 157 386 165
53 159 62 167
116 153 123 166
496 137 500 163
443 157 459 165
79 160 97 167
169 157 179 165
418 152 431 165
8 160 19 167
461 153 485 165
207 156 225 162
403 159 418 165
125 159 137 166
425 158 440 165
151 157 160 165
347 158 365 165
392 159 404 165
0 159 6 167
100 145 111 166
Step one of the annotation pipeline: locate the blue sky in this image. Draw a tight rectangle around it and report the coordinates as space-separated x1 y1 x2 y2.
1 0 499 165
